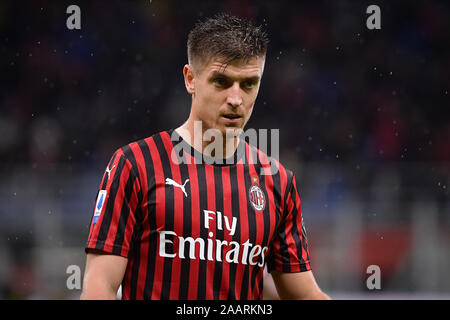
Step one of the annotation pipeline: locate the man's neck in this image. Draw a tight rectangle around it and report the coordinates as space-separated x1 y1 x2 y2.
175 119 241 159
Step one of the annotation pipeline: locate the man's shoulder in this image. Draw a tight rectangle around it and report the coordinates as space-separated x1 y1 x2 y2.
244 141 294 180
114 129 173 162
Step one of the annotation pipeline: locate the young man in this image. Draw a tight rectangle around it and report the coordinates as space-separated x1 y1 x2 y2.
81 14 329 300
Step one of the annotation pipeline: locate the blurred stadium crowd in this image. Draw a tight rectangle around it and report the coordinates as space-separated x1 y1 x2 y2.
0 0 449 299
1 0 449 166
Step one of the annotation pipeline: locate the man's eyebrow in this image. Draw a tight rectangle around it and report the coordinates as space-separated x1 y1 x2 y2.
209 71 260 82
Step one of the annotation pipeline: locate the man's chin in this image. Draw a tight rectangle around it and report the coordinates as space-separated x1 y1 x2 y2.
219 124 244 135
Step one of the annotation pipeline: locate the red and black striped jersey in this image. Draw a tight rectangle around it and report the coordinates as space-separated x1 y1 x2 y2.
85 129 311 300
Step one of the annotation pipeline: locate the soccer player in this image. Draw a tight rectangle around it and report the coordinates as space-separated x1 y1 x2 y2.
81 13 330 300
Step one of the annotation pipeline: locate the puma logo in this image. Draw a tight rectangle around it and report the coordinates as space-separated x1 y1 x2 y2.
106 164 116 180
165 178 189 197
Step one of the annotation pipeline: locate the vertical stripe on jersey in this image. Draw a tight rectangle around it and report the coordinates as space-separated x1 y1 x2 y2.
161 131 185 300
122 142 149 299
257 150 277 246
268 158 283 234
134 138 157 300
227 164 241 300
204 164 217 300
185 152 201 299
290 176 311 270
284 187 300 270
153 132 176 299
235 158 248 299
212 166 224 300
123 213 144 300
176 149 193 299
195 159 209 300
278 173 295 272
218 166 233 299
146 136 166 299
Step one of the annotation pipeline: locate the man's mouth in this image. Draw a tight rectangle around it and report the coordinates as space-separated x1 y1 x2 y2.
222 114 242 119
221 114 243 124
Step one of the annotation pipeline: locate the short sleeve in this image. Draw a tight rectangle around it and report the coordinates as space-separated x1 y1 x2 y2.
267 172 312 273
85 149 142 258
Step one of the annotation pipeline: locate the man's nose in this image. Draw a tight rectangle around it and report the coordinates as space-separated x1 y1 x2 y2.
226 82 243 107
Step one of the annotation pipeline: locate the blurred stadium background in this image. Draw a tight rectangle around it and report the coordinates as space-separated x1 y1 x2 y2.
0 0 449 299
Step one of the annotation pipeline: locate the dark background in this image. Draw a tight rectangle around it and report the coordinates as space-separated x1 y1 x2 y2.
0 0 449 299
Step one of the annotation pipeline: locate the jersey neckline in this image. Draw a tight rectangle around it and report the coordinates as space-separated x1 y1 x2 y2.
167 128 246 167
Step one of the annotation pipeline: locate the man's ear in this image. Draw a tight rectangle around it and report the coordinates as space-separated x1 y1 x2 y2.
183 64 195 95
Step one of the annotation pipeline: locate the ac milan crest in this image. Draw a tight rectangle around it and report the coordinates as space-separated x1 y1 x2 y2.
249 184 265 212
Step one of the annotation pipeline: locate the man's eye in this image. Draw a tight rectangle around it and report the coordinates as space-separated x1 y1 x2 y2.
213 78 226 86
243 81 255 88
